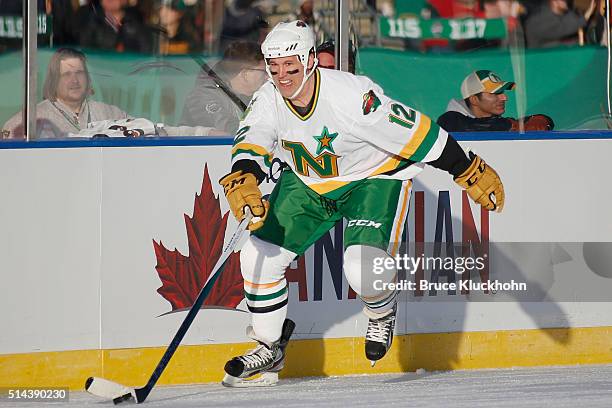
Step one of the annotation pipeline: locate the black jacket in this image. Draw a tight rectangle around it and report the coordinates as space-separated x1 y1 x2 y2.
76 2 155 53
437 111 512 132
436 99 513 132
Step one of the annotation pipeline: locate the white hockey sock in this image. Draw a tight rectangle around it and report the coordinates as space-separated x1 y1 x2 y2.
362 292 397 318
251 305 288 345
240 236 296 345
343 245 398 317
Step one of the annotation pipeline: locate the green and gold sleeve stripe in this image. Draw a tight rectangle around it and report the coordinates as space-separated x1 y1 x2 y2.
397 115 441 162
231 143 274 167
370 154 406 177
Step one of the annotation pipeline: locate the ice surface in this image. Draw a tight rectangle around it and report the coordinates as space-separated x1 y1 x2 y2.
3 365 612 408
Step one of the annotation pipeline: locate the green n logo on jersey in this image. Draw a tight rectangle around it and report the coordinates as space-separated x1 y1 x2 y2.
282 140 340 178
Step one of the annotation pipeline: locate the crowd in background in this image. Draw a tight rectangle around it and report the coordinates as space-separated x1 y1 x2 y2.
0 0 269 54
0 0 608 138
0 0 609 55
381 0 608 51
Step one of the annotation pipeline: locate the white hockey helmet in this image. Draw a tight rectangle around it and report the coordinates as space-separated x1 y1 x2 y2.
261 20 318 99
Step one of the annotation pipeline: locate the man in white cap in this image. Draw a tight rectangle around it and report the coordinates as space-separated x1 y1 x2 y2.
437 70 554 132
218 21 505 387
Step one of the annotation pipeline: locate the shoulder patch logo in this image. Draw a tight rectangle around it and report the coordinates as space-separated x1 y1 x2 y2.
362 90 381 115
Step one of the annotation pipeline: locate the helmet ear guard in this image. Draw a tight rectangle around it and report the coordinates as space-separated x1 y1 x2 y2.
261 20 319 99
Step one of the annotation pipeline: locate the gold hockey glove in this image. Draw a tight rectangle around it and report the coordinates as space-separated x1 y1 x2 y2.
454 154 504 212
219 171 269 231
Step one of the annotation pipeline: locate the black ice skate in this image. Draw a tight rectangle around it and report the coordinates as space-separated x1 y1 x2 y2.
364 304 397 367
222 319 295 387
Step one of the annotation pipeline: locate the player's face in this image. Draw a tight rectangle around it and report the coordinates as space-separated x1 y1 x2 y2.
267 55 306 99
56 57 88 106
472 92 508 117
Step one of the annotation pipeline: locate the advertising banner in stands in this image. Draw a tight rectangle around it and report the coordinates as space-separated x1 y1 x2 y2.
379 17 507 40
0 15 51 38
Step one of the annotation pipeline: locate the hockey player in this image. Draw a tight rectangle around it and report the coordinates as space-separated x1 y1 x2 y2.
219 20 504 386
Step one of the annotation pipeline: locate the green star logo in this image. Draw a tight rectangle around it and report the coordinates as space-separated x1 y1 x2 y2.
314 126 338 155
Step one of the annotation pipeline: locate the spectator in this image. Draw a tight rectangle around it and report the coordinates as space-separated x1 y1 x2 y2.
2 48 129 139
219 0 268 51
524 0 597 48
315 40 356 73
180 41 267 134
316 42 336 69
155 0 201 54
427 0 485 18
437 70 554 132
484 0 522 23
584 0 608 45
49 0 79 46
421 0 486 52
290 0 316 27
76 0 155 53
481 0 523 47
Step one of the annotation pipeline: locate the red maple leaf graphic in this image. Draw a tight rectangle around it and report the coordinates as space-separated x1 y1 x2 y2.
153 165 244 312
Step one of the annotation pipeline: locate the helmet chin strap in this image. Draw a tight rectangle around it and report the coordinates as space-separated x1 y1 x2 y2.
264 55 319 100
288 57 318 100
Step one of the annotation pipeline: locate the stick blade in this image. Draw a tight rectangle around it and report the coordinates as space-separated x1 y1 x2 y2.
85 377 136 402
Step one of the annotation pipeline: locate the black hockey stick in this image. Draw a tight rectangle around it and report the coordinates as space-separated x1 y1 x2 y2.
191 56 248 111
85 211 253 404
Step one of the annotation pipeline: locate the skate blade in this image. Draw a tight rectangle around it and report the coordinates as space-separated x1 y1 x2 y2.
370 360 376 367
221 372 279 388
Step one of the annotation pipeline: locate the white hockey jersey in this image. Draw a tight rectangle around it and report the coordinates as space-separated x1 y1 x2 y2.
231 68 449 199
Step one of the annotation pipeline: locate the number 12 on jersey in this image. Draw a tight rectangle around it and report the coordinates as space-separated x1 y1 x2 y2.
388 103 416 129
